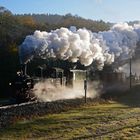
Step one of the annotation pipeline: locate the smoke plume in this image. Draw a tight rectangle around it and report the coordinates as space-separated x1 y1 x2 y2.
19 23 140 69
120 59 140 76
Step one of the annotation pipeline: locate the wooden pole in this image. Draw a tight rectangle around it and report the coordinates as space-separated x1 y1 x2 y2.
84 80 87 103
130 58 132 89
84 71 88 103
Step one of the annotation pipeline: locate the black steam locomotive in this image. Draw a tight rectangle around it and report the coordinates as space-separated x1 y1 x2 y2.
9 60 86 103
9 64 67 103
9 64 36 103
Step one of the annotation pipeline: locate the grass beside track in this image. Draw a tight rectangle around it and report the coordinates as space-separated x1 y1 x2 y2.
1 85 140 140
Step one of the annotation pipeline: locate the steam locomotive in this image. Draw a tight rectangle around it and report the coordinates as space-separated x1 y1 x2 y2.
9 64 35 103
9 64 67 103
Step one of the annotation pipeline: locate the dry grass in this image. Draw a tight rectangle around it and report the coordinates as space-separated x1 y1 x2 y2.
1 85 140 139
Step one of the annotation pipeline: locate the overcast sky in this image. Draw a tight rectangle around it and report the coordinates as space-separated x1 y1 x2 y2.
0 0 140 23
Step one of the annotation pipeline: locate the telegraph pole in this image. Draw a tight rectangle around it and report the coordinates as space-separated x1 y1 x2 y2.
130 58 132 89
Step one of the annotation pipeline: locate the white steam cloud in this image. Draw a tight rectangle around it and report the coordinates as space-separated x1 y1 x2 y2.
19 23 140 69
33 80 100 102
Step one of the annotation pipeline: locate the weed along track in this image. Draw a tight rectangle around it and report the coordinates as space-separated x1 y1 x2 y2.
0 98 97 129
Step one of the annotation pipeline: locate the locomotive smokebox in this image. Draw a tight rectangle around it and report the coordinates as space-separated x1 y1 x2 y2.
21 64 27 75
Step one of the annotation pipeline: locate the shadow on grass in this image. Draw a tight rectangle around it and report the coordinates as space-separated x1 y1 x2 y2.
73 123 140 139
0 118 66 139
101 84 140 107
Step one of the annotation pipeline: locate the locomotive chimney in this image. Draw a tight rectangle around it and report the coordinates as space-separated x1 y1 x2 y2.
21 64 27 75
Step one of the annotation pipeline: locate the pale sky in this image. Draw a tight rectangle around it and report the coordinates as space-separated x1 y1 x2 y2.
0 0 140 22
